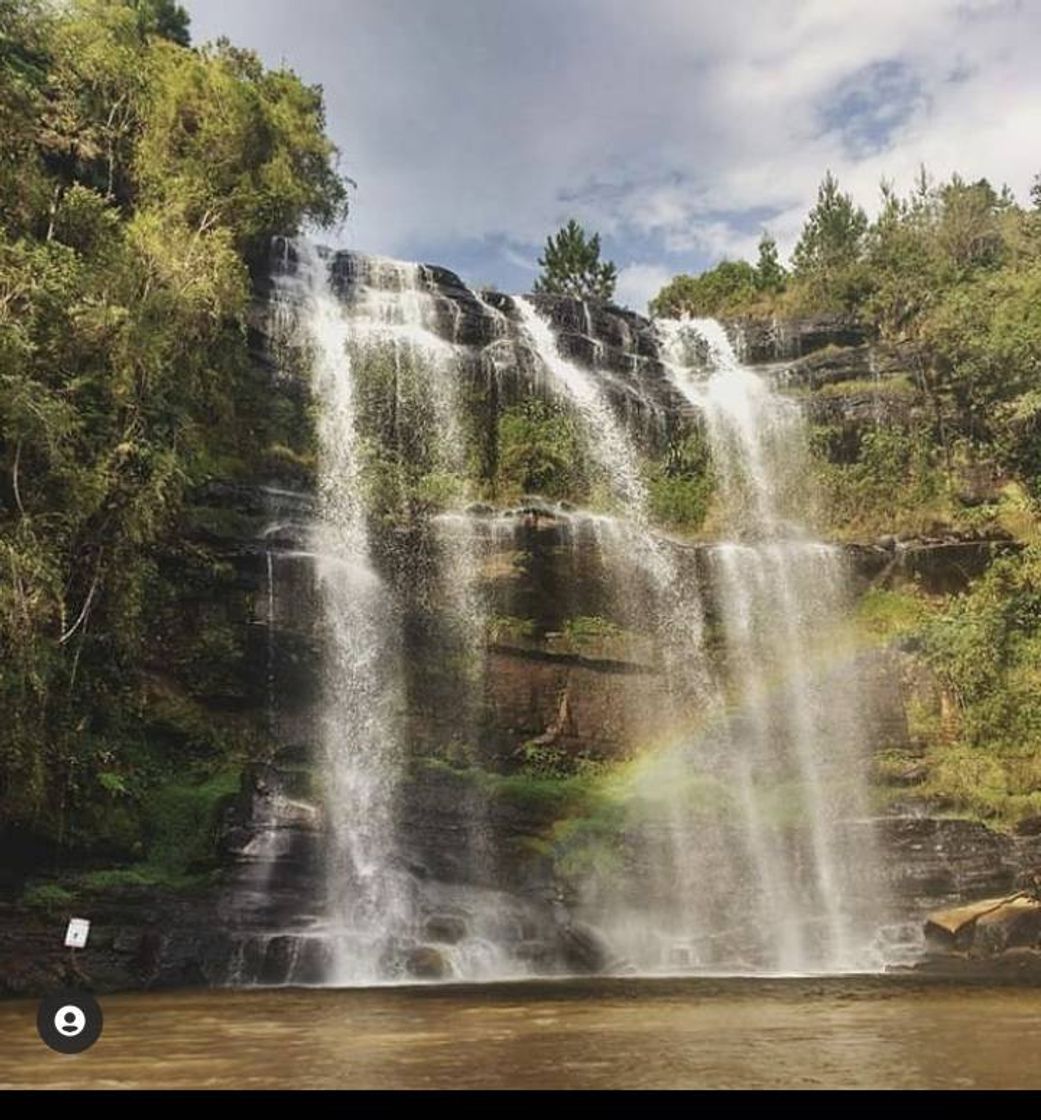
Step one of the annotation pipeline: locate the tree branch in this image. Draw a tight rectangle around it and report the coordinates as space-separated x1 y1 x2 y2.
59 550 104 646
12 439 25 517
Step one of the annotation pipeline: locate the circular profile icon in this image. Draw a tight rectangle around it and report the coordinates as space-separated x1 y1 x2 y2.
37 989 103 1054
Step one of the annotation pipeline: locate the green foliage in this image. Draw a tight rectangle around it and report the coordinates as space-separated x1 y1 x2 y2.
559 615 622 652
0 0 346 852
920 262 1041 492
534 218 617 301
649 259 759 318
856 587 935 640
754 233 786 294
131 0 191 46
495 397 587 500
140 769 239 871
487 614 535 643
646 431 715 530
78 863 209 889
22 882 77 912
810 424 954 537
891 545 1041 823
793 171 868 273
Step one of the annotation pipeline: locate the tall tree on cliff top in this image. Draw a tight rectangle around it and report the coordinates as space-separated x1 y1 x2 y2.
792 170 868 277
534 218 618 300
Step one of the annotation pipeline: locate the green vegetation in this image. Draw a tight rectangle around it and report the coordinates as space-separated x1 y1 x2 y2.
559 615 622 651
495 397 588 500
790 170 870 310
810 424 954 538
0 1 346 855
487 614 536 643
620 166 1038 823
534 218 617 301
852 546 1041 825
646 431 715 531
22 882 77 912
855 587 935 641
650 234 788 317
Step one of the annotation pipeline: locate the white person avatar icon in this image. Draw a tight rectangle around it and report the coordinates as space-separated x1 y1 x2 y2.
37 989 103 1054
54 1004 87 1037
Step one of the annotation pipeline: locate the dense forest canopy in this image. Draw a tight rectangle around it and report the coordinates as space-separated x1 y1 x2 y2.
0 0 347 851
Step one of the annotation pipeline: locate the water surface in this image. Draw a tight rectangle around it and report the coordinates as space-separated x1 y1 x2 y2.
2 977 1040 1089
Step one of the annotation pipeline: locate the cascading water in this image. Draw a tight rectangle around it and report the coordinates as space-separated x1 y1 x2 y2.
514 298 648 519
513 298 703 657
653 317 882 971
271 242 413 983
256 242 886 986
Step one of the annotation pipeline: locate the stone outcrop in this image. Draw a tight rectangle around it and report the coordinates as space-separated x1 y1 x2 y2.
730 312 871 364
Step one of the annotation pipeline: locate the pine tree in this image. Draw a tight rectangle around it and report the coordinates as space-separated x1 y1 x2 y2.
792 171 868 277
754 232 786 293
534 218 618 300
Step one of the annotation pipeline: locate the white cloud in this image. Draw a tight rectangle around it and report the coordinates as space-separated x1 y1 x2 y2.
183 0 1041 286
614 263 673 313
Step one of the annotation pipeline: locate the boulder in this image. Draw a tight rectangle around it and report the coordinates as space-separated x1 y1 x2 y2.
424 914 468 944
924 892 1041 956
973 897 1041 956
558 921 611 973
404 945 450 980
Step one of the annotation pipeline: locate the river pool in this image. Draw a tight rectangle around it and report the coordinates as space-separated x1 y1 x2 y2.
2 976 1040 1089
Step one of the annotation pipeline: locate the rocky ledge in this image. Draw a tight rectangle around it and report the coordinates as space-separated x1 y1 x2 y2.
918 876 1041 976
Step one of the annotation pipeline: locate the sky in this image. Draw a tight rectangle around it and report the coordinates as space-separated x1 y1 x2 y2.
183 0 1041 310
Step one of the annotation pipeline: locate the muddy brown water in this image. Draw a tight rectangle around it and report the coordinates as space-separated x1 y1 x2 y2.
2 976 1040 1089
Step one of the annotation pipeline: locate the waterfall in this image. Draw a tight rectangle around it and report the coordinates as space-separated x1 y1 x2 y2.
656 317 881 971
270 242 413 983
514 298 648 519
256 244 882 985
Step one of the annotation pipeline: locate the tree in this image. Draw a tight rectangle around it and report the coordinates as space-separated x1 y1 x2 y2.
131 0 190 45
792 171 868 277
0 0 349 842
754 233 786 293
534 218 617 300
649 259 758 318
935 176 1007 274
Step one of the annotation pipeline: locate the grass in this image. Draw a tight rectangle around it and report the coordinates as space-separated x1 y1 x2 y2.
855 586 937 640
21 883 78 913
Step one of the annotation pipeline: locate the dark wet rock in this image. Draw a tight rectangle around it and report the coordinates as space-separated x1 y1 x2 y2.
558 921 612 974
923 894 1041 959
845 535 1022 595
728 313 871 365
912 945 1041 979
424 914 468 944
404 945 450 980
290 937 333 985
880 817 1020 911
974 900 1041 956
